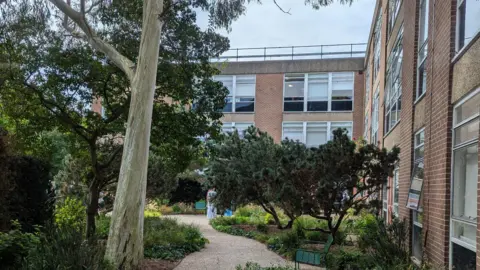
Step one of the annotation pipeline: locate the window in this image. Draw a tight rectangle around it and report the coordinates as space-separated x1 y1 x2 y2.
410 128 425 261
365 65 371 109
371 87 380 144
456 0 480 52
450 90 479 269
215 75 255 113
284 74 305 112
416 0 428 100
385 27 403 133
283 72 354 112
363 112 369 140
373 9 382 80
383 181 388 220
388 0 401 34
392 167 399 217
282 121 353 147
222 122 254 137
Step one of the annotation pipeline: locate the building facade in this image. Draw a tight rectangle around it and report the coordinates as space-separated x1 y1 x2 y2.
213 56 365 145
363 0 480 268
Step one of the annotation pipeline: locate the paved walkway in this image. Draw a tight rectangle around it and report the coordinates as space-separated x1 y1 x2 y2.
173 215 321 270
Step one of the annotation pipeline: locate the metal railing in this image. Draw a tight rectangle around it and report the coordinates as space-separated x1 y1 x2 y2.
211 43 367 62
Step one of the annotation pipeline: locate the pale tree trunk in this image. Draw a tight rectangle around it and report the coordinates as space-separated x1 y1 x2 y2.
47 0 165 269
104 1 164 269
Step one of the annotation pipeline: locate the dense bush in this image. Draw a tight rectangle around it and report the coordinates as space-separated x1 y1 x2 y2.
169 178 205 205
0 221 40 270
256 223 268 233
235 262 294 270
95 215 110 239
54 197 86 231
326 248 375 270
143 217 208 260
267 231 300 259
0 155 54 231
21 226 111 270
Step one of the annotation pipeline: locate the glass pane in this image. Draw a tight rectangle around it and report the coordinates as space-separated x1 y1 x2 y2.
307 101 328 112
222 122 233 133
236 83 255 97
215 76 233 95
414 145 425 160
452 242 476 269
455 92 480 124
394 170 399 204
285 75 305 97
331 123 352 138
235 102 254 112
418 0 429 46
452 220 476 246
452 144 478 220
463 0 480 48
308 82 328 100
417 61 427 98
454 118 479 146
331 101 353 111
412 224 423 260
284 102 304 112
283 123 304 142
332 72 353 90
223 102 233 112
306 123 328 147
415 130 425 146
234 122 253 138
332 90 353 99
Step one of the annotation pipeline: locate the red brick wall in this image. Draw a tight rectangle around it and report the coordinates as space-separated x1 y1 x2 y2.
477 123 480 269
353 71 365 140
254 74 284 142
92 97 102 114
422 0 456 266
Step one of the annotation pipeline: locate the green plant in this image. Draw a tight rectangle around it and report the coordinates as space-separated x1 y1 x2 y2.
256 223 268 234
267 231 300 259
144 209 162 218
326 248 375 270
0 221 40 270
235 262 294 270
95 215 110 239
254 234 270 243
21 225 112 270
54 197 86 232
210 216 237 226
172 204 182 213
159 205 174 215
264 213 275 225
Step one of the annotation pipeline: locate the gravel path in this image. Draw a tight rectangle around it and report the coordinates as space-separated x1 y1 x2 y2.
173 215 321 270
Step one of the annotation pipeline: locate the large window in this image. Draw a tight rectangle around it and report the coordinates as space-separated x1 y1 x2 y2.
383 181 389 220
215 75 255 113
450 90 479 270
365 65 371 109
385 27 403 133
373 10 382 80
411 128 425 262
284 72 353 112
282 121 352 147
363 112 369 140
456 0 480 52
371 86 380 144
392 167 399 217
416 0 428 100
388 0 401 34
221 122 254 137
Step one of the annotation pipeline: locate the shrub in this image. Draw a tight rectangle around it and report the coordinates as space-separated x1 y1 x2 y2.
235 262 294 270
210 216 237 226
144 209 162 218
0 221 40 270
172 204 182 213
21 226 111 270
326 248 374 270
267 231 300 259
159 205 174 215
254 234 270 243
264 213 275 225
95 215 110 239
256 223 268 234
54 197 86 231
169 178 204 205
143 217 208 261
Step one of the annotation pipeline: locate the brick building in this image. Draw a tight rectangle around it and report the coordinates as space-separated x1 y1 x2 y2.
361 0 480 268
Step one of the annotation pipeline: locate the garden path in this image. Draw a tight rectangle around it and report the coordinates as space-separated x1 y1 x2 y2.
173 215 322 270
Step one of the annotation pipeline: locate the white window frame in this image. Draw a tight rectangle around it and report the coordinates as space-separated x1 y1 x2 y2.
392 167 399 217
449 88 479 269
411 128 425 262
385 27 403 133
222 122 255 135
282 121 353 146
416 0 429 101
373 9 383 80
388 0 401 34
455 0 480 54
215 75 256 113
283 72 354 113
383 180 389 220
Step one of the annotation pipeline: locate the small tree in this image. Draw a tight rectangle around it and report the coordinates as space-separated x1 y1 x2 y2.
302 128 399 244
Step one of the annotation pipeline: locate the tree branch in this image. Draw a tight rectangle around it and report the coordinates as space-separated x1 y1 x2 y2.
100 145 123 169
49 0 136 81
273 0 291 14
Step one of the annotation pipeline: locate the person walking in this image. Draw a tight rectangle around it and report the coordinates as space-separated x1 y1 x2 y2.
206 187 217 219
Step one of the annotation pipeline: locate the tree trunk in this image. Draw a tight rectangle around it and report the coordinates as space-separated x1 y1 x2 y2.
86 184 99 238
104 1 164 269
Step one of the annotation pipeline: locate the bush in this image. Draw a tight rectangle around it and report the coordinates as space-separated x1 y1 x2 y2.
254 234 270 243
256 223 268 234
264 213 275 225
210 216 237 226
143 217 208 261
144 209 162 218
159 205 174 215
235 262 294 270
21 226 111 270
267 231 300 259
95 215 110 239
54 197 86 231
172 204 182 213
0 221 40 270
169 178 204 205
326 248 374 270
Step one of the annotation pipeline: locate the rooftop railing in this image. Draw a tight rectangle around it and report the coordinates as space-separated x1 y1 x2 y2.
211 43 367 62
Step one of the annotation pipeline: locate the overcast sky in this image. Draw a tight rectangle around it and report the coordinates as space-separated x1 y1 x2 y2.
197 0 376 50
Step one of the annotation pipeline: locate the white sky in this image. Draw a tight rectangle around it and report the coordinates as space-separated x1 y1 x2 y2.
197 0 376 49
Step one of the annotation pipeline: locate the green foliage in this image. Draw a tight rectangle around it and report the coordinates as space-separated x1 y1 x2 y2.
143 218 208 261
235 262 294 270
0 221 40 270
54 197 86 232
326 248 375 270
95 215 111 240
210 216 237 226
256 223 269 234
21 226 112 270
172 204 182 213
267 231 300 259
169 178 204 205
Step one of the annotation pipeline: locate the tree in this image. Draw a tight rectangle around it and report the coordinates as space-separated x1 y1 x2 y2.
301 129 399 244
